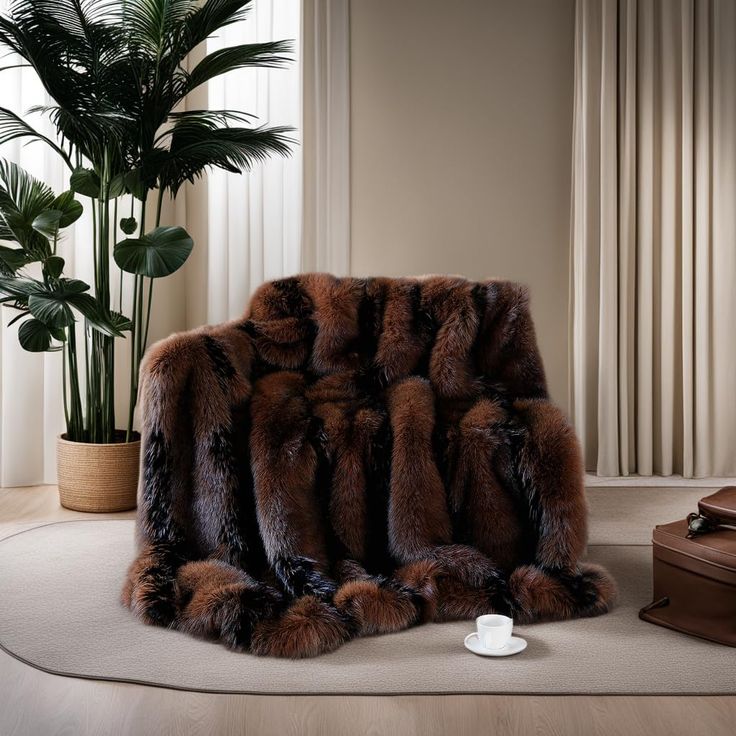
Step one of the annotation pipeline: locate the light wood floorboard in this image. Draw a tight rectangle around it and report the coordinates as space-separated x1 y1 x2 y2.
0 484 733 736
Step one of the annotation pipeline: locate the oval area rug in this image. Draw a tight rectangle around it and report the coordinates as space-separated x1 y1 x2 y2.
0 521 733 695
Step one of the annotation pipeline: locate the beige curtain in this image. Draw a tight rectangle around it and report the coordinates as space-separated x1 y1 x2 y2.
182 0 304 329
300 0 351 276
570 0 736 477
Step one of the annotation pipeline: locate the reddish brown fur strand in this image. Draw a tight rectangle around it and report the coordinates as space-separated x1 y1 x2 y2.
434 576 504 622
393 559 440 622
302 273 364 374
124 274 616 658
250 596 350 658
508 562 618 624
313 402 384 561
374 279 426 382
420 277 482 399
333 579 419 635
386 377 453 560
513 398 588 570
450 399 524 571
175 560 283 650
122 545 179 627
249 372 328 567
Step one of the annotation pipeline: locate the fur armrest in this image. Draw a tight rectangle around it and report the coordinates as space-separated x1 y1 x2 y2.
136 320 254 554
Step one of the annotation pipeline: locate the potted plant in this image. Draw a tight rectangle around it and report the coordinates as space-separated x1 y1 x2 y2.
0 0 292 511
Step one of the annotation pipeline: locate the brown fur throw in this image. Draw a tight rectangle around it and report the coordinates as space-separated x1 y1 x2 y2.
123 274 616 658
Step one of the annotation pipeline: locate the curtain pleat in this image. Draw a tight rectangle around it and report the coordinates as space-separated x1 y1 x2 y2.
184 0 303 328
571 0 736 477
618 0 638 475
300 0 351 276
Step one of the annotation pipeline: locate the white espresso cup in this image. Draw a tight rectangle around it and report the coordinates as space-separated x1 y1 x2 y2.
476 614 513 650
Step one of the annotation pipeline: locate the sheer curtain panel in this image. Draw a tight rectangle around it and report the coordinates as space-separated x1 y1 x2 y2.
183 0 304 328
570 0 736 477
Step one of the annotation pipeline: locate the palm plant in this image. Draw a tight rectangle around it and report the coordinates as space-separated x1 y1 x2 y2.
0 161 129 442
0 0 292 443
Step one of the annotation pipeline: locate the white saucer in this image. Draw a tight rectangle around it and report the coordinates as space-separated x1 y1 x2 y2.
464 633 527 657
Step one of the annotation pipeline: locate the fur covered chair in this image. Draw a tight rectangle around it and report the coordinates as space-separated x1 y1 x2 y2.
123 274 616 658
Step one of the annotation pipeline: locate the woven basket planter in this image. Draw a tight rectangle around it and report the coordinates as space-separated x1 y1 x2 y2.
57 432 140 513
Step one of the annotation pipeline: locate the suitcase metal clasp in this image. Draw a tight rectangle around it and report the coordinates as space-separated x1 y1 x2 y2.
687 512 718 538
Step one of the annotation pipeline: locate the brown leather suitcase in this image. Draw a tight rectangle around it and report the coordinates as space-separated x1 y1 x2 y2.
639 486 736 647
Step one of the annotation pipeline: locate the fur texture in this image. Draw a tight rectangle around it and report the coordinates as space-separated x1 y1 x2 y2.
123 274 616 657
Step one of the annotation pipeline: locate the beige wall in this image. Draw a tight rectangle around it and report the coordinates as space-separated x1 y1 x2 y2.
349 0 575 408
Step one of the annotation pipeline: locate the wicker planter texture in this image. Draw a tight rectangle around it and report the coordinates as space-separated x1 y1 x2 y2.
57 432 140 512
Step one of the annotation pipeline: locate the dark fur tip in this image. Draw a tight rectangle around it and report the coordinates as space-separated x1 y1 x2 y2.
571 563 618 616
274 556 337 601
508 563 617 624
139 593 178 627
355 364 387 395
535 563 617 615
123 550 180 628
246 584 287 619
220 585 286 651
484 573 513 616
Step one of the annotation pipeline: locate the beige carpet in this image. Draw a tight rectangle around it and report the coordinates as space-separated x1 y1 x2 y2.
0 520 733 695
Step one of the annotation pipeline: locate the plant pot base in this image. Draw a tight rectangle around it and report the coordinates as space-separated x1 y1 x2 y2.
57 433 140 513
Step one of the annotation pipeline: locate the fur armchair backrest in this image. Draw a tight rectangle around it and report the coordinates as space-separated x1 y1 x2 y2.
123 274 616 658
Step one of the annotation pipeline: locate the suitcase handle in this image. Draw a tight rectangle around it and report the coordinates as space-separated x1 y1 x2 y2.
697 486 736 526
688 486 736 537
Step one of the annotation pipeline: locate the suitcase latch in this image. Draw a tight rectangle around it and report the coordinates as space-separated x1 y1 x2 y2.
687 512 719 538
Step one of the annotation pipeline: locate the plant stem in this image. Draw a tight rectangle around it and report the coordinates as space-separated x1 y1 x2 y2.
125 196 147 440
155 187 164 225
142 277 153 353
62 340 70 436
83 150 117 443
66 324 84 442
87 152 112 443
125 276 138 443
114 196 122 313
134 273 144 381
84 322 91 439
91 201 98 295
139 188 164 362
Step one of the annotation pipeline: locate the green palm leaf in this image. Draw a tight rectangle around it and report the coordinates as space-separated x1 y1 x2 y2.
28 291 76 329
114 225 193 277
67 292 131 335
14 276 127 337
0 161 55 220
158 123 293 195
0 275 46 300
0 160 56 255
0 245 28 275
182 41 292 96
50 191 84 227
0 1 133 169
18 317 62 351
122 0 191 54
176 0 252 52
0 107 73 169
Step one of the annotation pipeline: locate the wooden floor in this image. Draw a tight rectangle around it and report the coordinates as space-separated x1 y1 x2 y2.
1 485 734 736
